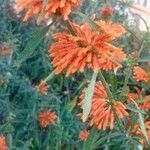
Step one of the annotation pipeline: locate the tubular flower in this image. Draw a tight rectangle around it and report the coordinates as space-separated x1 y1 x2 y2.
38 109 57 128
36 80 48 95
95 20 126 41
79 83 128 130
133 66 150 83
16 0 80 21
49 22 126 76
79 129 89 141
101 7 113 17
134 121 150 147
0 136 8 150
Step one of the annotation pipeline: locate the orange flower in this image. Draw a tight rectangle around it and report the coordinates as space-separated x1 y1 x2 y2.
127 90 150 110
49 22 126 76
95 20 126 41
133 66 150 83
0 43 12 56
0 136 8 150
36 80 48 95
79 129 89 141
16 0 80 21
38 109 57 128
101 7 113 17
79 83 128 130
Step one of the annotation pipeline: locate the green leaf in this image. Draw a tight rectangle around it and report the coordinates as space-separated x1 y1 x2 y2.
132 100 150 145
44 71 55 82
73 12 98 30
65 97 77 112
4 123 15 133
82 126 98 150
126 106 146 115
83 70 98 122
138 56 150 63
13 25 50 67
8 134 13 150
92 133 124 149
138 113 149 145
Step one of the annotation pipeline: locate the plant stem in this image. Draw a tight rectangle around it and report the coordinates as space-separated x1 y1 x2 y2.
115 113 127 134
8 134 12 150
122 66 132 94
99 70 127 133
44 71 55 82
122 36 145 95
66 20 76 36
98 70 114 102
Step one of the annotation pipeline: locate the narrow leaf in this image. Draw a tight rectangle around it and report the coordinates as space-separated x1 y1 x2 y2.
138 56 150 63
65 97 77 112
13 25 50 67
138 113 149 145
126 106 146 115
132 100 149 145
82 126 98 150
92 133 124 149
83 70 98 122
73 12 98 30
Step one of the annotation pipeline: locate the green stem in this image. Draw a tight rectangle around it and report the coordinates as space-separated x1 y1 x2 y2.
115 113 127 134
8 134 12 150
98 70 114 102
66 20 76 36
44 71 55 82
138 39 145 57
122 37 145 95
99 70 127 133
82 126 97 150
73 80 87 96
124 27 141 42
122 66 132 95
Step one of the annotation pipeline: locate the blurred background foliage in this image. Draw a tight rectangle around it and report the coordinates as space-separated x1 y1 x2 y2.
0 0 150 149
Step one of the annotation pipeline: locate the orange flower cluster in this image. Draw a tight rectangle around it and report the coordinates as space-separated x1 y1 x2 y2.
133 66 150 83
95 20 126 41
0 136 8 150
127 90 150 110
49 21 126 76
101 7 113 17
134 121 150 147
16 0 80 21
38 109 57 128
79 129 89 141
79 83 128 130
36 80 48 95
0 43 12 57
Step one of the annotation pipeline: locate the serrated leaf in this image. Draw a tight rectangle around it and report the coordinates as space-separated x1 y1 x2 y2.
13 25 50 67
83 70 98 122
